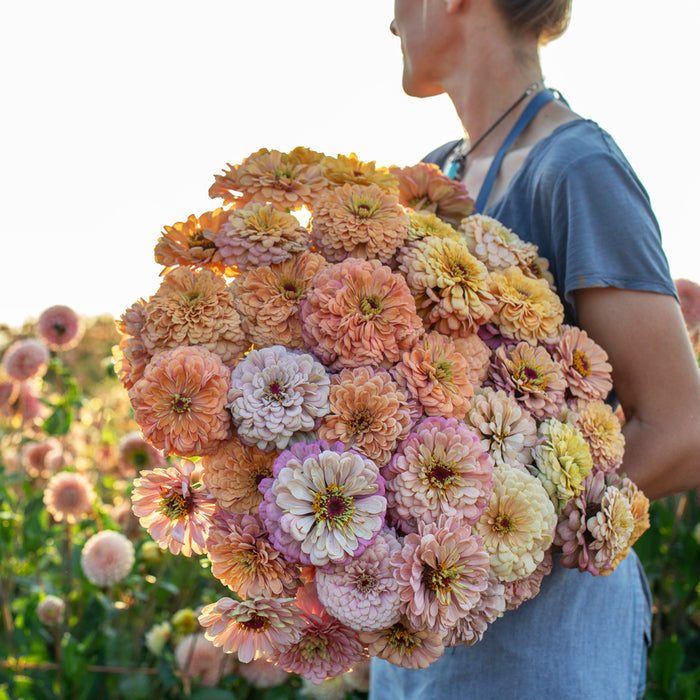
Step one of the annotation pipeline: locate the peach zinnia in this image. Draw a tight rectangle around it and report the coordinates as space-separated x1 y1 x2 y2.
129 345 232 457
573 399 625 473
359 617 444 669
299 258 423 371
113 299 150 390
321 152 399 195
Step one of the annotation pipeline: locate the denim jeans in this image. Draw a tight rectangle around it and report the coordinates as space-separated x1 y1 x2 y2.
369 550 652 700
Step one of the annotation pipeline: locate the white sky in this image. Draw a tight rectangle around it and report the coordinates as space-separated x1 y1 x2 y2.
2 0 699 328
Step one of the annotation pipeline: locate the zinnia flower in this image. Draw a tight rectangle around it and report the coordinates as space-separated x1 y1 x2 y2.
531 418 593 511
2 339 50 381
131 459 217 556
117 431 165 476
315 528 403 632
587 486 635 573
129 345 232 457
227 345 330 451
552 325 613 401
572 399 625 473
238 656 289 688
271 583 366 684
230 250 328 350
310 183 408 263
675 278 700 330
175 633 235 687
201 436 276 514
36 596 65 626
404 210 462 243
385 416 494 533
359 617 444 669
316 366 413 468
475 466 556 582
451 332 492 387
488 266 564 345
80 530 135 586
321 153 399 194
154 208 235 276
43 471 96 523
502 548 553 610
390 162 474 225
488 341 566 420
199 596 304 663
393 515 490 634
206 509 300 598
36 305 84 351
397 235 495 336
299 258 423 371
465 388 538 469
141 266 248 366
258 440 386 567
113 300 150 390
391 331 474 420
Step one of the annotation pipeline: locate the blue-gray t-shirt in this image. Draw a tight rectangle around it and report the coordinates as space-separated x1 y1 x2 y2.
425 119 678 325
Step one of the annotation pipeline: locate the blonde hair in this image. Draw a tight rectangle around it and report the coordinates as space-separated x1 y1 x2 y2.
495 0 572 44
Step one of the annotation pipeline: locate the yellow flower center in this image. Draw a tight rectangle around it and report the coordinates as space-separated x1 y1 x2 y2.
279 278 302 300
360 294 384 318
355 572 377 593
237 613 270 633
572 350 592 377
300 637 329 661
433 360 453 384
159 490 193 521
493 514 515 534
170 394 192 414
188 227 216 250
311 484 355 527
387 623 419 653
423 457 457 490
347 408 373 436
233 548 260 574
512 361 547 392
422 562 459 599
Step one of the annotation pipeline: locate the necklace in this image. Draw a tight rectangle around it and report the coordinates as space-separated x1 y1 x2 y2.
447 79 543 181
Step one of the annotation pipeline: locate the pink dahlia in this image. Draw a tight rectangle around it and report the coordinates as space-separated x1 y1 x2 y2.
2 339 50 381
43 471 96 523
465 388 537 469
391 331 474 420
131 459 216 556
315 527 402 631
199 596 304 663
359 617 444 669
502 548 553 611
488 341 566 420
128 345 232 457
117 431 165 477
21 438 63 479
174 633 235 687
316 366 413 468
675 278 700 330
206 509 300 598
258 440 386 567
80 530 135 586
299 258 423 371
36 305 84 351
226 345 330 451
552 325 613 401
393 515 490 634
572 399 625 473
310 183 409 263
237 656 290 688
36 596 65 627
385 416 493 533
272 583 366 684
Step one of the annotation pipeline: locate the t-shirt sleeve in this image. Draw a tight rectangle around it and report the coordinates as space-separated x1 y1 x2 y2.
549 149 678 311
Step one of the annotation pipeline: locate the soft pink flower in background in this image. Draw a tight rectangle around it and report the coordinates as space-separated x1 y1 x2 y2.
80 530 135 586
116 431 165 476
1 338 50 381
36 595 65 627
36 305 84 351
21 437 63 479
359 617 445 669
237 655 290 688
131 459 216 557
174 633 235 687
43 471 96 523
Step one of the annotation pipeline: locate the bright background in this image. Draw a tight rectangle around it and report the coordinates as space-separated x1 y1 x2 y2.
2 0 699 327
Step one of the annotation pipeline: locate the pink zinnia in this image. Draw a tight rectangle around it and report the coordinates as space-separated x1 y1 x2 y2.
36 305 84 351
359 617 444 669
131 460 216 556
384 416 494 534
502 548 553 611
393 515 490 634
2 339 50 381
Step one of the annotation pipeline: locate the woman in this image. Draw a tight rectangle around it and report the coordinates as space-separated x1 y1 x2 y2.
370 1 700 698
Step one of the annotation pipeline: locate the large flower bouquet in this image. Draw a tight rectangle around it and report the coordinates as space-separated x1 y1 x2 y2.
114 146 650 681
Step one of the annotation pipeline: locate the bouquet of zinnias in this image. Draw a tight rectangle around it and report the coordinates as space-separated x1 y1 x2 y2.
114 146 650 681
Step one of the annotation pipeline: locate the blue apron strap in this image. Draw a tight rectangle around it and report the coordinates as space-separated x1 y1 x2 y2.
474 89 557 213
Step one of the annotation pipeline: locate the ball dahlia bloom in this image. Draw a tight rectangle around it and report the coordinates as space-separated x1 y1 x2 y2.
391 331 474 420
201 436 276 514
300 258 423 371
393 515 490 634
141 266 248 366
43 471 96 523
316 366 413 468
531 418 593 512
488 266 564 345
465 388 538 469
21 437 63 479
36 305 84 351
117 431 165 476
131 459 216 556
572 399 625 473
315 527 402 632
476 466 556 582
311 183 408 263
552 325 613 401
230 250 328 350
174 633 235 687
359 617 444 669
80 530 135 586
129 345 232 457
206 510 300 598
199 596 304 663
36 596 66 626
227 345 330 452
2 339 50 381
258 440 386 567
385 416 494 533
